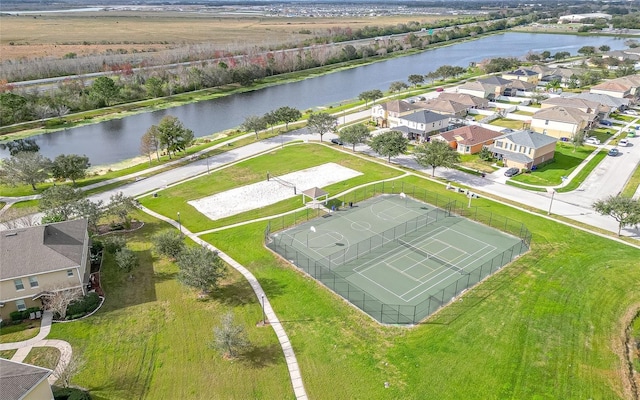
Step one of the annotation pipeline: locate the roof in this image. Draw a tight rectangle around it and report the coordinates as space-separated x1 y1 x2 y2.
458 81 494 93
0 219 88 280
378 100 422 114
415 98 468 114
400 110 451 124
302 187 327 199
438 125 503 145
478 76 512 86
487 146 533 164
570 92 629 109
437 92 488 107
495 129 558 149
509 80 536 90
0 358 52 400
392 125 427 136
504 68 538 77
590 81 631 93
533 106 593 124
541 97 601 112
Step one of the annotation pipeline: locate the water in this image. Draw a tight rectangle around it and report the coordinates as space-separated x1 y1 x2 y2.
1 33 627 165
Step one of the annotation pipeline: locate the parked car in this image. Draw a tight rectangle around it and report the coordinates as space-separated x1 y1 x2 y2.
504 167 520 177
619 139 629 147
585 137 601 145
330 138 344 145
626 109 638 115
600 120 613 126
436 87 444 92
608 148 620 156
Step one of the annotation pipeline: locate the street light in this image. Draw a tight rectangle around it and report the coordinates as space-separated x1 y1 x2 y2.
261 295 266 324
547 189 556 215
177 212 182 234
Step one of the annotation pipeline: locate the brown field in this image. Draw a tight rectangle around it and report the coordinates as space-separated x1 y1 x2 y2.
0 11 458 61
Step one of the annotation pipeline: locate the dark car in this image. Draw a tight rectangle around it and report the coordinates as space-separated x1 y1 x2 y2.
504 167 520 177
331 138 344 145
608 148 619 156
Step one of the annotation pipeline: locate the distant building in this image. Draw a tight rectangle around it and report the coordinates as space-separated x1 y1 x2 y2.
558 13 611 23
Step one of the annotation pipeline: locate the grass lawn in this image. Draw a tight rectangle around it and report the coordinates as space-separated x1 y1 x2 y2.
49 211 292 400
512 143 592 186
200 174 640 399
589 128 617 143
621 162 640 198
490 118 526 130
0 350 16 359
24 347 60 371
139 144 404 233
458 154 497 173
0 321 41 343
557 149 607 193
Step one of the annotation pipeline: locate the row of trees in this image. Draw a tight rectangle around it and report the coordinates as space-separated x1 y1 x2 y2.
240 106 302 140
0 141 91 190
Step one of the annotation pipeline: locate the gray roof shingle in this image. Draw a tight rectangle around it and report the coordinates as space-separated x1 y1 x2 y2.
401 110 451 124
495 129 558 149
0 358 51 400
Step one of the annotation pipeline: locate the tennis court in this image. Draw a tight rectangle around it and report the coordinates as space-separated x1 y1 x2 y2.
267 194 529 324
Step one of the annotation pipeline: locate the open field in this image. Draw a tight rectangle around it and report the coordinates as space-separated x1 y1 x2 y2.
0 12 452 61
35 142 640 398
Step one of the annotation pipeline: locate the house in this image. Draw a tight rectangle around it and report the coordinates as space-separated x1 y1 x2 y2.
437 92 489 109
569 92 629 115
457 81 499 99
558 13 611 23
478 76 513 97
590 81 632 99
488 130 558 170
530 106 595 139
540 97 603 115
432 125 503 154
0 358 54 400
415 98 468 118
507 79 536 94
502 68 539 85
371 100 422 128
0 219 90 322
394 110 451 141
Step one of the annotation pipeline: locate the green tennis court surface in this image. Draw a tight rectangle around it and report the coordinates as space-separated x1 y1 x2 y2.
268 194 529 324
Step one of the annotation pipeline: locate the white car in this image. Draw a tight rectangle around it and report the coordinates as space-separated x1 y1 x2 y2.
625 109 638 115
585 137 601 145
619 139 629 147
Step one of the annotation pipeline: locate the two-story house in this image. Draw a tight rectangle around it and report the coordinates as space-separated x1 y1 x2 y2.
414 98 468 118
431 125 503 155
393 110 452 141
530 106 595 139
488 130 558 170
502 68 540 85
437 92 489 110
0 219 90 321
370 100 422 128
540 97 603 116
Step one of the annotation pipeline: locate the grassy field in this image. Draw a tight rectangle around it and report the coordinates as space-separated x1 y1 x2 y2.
49 211 292 400
139 144 404 233
621 162 640 198
0 11 453 60
512 143 593 186
37 145 640 399
24 347 60 372
557 149 607 193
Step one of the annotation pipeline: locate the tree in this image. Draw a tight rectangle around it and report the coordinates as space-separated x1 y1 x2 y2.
389 81 409 92
0 92 28 125
107 192 137 227
369 130 409 162
42 287 82 320
51 154 90 184
56 353 86 388
115 247 138 273
39 185 84 221
0 152 51 190
408 74 425 86
211 312 250 359
152 229 186 260
156 116 194 159
177 245 226 296
274 106 301 130
0 138 40 156
540 51 551 60
553 51 571 60
74 199 104 234
242 115 268 139
599 45 611 52
570 131 586 152
577 46 596 56
103 235 126 254
89 76 119 107
141 125 161 164
358 90 383 107
593 196 640 236
339 123 371 151
478 146 493 161
263 110 280 134
307 112 337 142
413 140 461 177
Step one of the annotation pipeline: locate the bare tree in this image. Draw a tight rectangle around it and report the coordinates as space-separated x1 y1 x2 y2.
55 353 86 388
211 312 251 359
43 286 83 320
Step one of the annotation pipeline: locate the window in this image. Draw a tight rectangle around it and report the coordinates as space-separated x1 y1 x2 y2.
466 146 471 153
16 299 26 311
67 269 74 277
28 276 39 288
14 279 24 291
545 120 549 126
495 141 503 148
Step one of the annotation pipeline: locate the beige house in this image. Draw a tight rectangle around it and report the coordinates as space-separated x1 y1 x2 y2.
502 68 539 85
488 130 558 170
371 100 422 128
530 106 595 139
457 81 498 99
394 110 451 141
0 219 90 321
415 98 468 118
540 97 603 115
0 358 54 400
590 81 632 99
432 125 503 154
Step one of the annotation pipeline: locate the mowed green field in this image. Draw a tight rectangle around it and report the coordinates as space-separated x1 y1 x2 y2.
48 145 639 399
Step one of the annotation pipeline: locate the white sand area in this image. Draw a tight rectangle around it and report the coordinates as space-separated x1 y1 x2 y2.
189 163 363 221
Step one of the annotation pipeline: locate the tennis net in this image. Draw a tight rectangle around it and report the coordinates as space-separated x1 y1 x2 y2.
397 239 467 275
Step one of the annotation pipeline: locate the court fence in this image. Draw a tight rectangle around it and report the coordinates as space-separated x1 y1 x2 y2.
264 181 531 325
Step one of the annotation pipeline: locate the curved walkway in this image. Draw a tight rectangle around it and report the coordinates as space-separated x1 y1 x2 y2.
138 206 308 400
0 311 73 384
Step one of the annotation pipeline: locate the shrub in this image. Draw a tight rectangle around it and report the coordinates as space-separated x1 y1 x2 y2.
66 292 100 318
53 387 92 400
103 235 125 254
90 240 103 254
152 229 185 259
10 307 42 322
